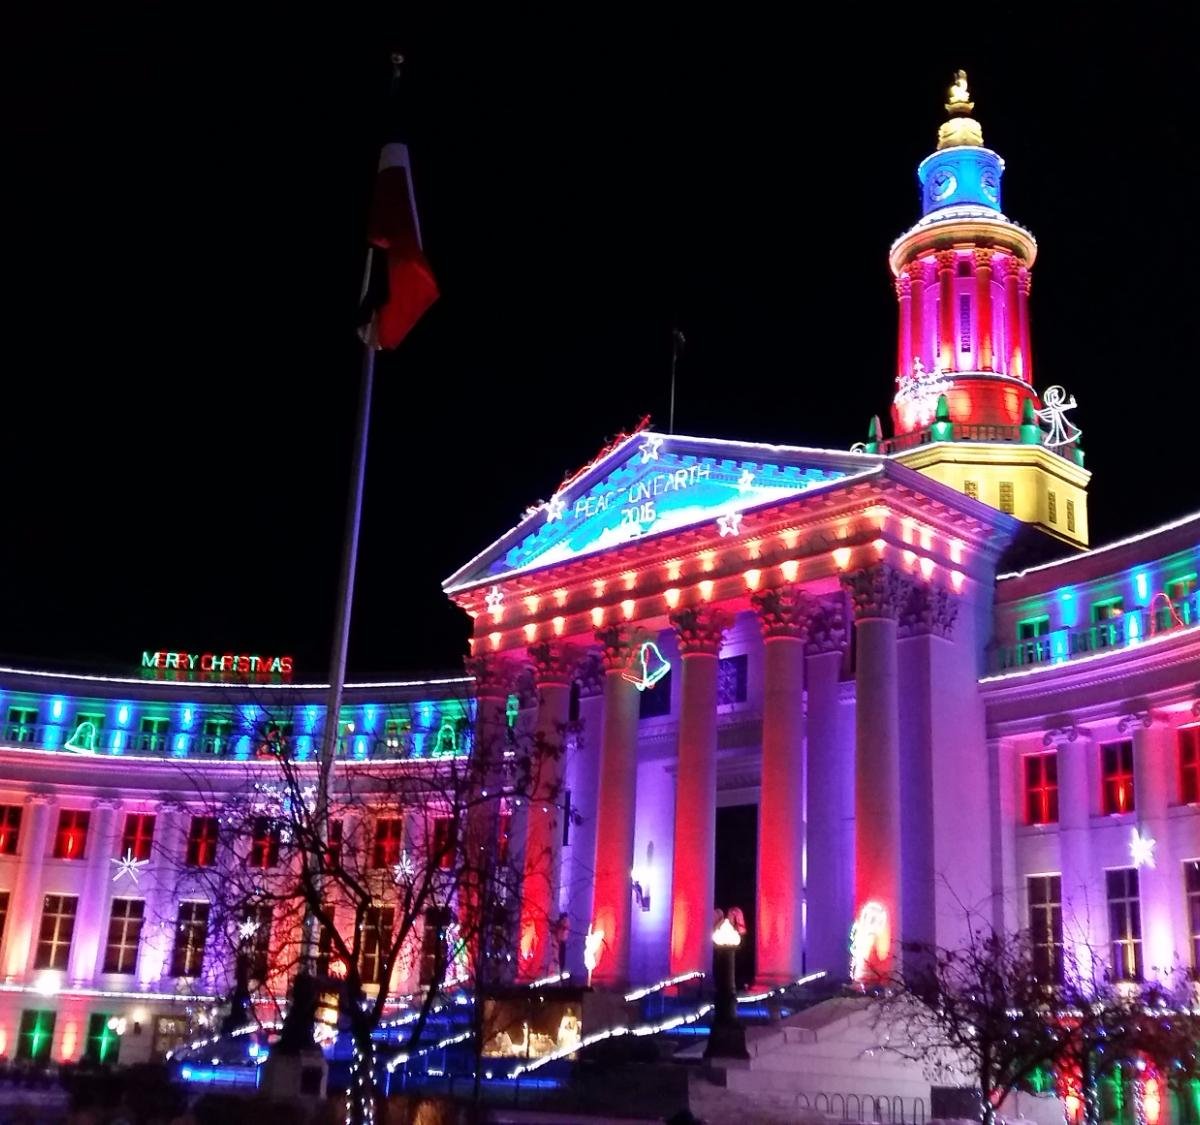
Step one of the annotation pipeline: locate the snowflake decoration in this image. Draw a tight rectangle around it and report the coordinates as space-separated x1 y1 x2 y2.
736 468 755 493
238 918 261 942
392 851 416 886
638 435 663 463
716 512 743 537
544 495 566 522
1130 826 1157 869
110 849 150 885
484 585 504 611
895 357 951 428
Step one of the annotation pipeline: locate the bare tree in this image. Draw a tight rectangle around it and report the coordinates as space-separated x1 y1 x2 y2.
163 686 566 1125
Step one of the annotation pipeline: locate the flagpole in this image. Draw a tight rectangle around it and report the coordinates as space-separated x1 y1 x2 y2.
668 328 684 435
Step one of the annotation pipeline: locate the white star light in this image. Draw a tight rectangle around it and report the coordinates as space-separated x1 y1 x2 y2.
392 851 416 885
484 586 504 611
237 918 261 942
716 512 743 537
545 495 566 522
1130 826 1157 869
638 435 663 464
110 849 150 885
736 468 755 493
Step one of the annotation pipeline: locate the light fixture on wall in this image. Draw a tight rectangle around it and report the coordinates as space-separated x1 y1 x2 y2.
631 868 651 912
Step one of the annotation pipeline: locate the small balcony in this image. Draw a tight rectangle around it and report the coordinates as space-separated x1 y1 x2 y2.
989 593 1199 674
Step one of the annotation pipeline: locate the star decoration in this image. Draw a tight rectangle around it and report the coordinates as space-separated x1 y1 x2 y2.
638 435 663 463
545 495 566 522
392 851 416 885
484 585 504 611
716 512 743 538
1130 826 1157 869
237 918 261 942
736 469 755 493
110 849 150 885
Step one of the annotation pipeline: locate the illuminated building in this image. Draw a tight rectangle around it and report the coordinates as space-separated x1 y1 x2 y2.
0 74 1197 1075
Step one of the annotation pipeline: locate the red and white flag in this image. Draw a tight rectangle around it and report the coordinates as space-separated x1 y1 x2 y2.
359 143 439 349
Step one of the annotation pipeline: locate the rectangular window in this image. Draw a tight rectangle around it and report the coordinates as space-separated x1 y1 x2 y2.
1027 874 1063 982
103 898 145 974
170 901 209 977
360 905 394 985
959 293 971 353
717 654 749 707
639 668 672 719
963 480 979 500
5 707 38 743
384 718 411 753
432 815 456 870
186 816 218 867
1092 597 1125 622
1182 726 1200 805
85 1011 121 1065
1067 498 1076 533
16 1010 55 1062
1106 867 1143 980
420 906 451 986
327 818 344 869
999 481 1015 514
53 810 89 860
1048 491 1058 524
138 716 170 753
249 817 281 869
35 893 78 970
0 805 22 856
202 718 231 755
1186 861 1200 972
1017 615 1050 640
372 816 404 869
121 813 155 862
243 904 272 981
0 890 9 947
1024 752 1059 825
1101 740 1135 814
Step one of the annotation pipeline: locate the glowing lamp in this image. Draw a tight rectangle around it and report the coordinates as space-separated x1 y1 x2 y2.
117 705 130 726
489 631 502 650
593 579 606 597
832 547 852 570
903 549 917 568
873 538 887 556
524 595 540 614
699 580 714 601
950 569 965 592
667 561 682 581
743 568 761 591
781 560 799 582
554 588 568 607
51 699 64 721
552 615 565 636
34 971 62 997
949 538 964 564
664 587 681 608
701 550 716 572
622 598 636 620
523 623 537 642
590 607 604 628
584 925 604 987
919 557 935 580
712 917 742 948
623 570 637 590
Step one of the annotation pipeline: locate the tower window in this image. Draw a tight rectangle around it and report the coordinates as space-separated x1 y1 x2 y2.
959 294 971 353
1048 491 1057 524
999 482 1015 514
963 480 979 500
1066 498 1076 533
1101 740 1135 815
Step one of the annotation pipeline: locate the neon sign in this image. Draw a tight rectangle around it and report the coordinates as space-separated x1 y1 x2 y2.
620 642 671 692
141 650 294 678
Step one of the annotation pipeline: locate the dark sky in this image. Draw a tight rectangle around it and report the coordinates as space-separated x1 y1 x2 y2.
3 9 1196 680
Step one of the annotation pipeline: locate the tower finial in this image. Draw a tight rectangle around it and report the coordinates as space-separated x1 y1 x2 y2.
937 69 983 149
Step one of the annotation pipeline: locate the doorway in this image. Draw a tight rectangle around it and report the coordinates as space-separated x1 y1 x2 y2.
714 803 757 987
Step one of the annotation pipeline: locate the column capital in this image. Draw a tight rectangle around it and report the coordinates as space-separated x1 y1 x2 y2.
806 598 849 655
972 247 995 272
90 797 122 814
574 651 606 698
24 792 56 809
669 607 730 656
594 625 632 673
906 258 931 285
1117 710 1154 735
1043 723 1084 749
997 253 1022 280
842 564 911 622
1017 269 1032 296
751 586 817 641
894 274 911 300
898 585 959 640
935 249 958 274
528 642 581 688
465 654 516 700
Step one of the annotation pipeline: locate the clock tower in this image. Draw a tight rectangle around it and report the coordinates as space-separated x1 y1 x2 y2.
877 72 1091 547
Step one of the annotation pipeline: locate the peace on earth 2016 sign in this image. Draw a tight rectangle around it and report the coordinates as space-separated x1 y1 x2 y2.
140 650 294 679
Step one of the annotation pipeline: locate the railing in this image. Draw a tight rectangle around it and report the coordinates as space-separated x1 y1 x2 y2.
878 422 1081 463
990 594 1198 673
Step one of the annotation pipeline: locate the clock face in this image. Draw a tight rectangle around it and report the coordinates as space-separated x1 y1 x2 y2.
980 171 999 204
930 168 957 202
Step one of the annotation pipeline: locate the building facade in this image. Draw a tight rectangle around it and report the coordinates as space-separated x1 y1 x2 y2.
0 75 1196 1070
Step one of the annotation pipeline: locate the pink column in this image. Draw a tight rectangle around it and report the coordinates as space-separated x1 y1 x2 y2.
895 274 912 379
999 255 1022 380
668 608 728 977
843 565 907 981
69 798 121 985
590 627 641 987
751 588 811 985
936 251 957 372
518 642 577 977
909 260 928 375
2 795 55 978
1128 712 1172 975
1018 268 1033 385
974 248 994 371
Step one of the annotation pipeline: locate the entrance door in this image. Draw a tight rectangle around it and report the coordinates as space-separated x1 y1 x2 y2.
714 804 757 987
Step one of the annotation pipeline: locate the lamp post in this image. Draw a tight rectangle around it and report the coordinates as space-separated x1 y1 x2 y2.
704 917 748 1060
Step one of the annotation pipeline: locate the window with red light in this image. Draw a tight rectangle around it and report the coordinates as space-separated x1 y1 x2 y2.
249 818 280 869
1180 726 1200 805
185 816 218 867
496 808 512 865
326 819 344 869
1102 741 1135 815
0 805 22 856
53 810 89 860
432 815 456 870
120 814 156 861
1023 753 1058 825
372 817 404 868
0 891 9 948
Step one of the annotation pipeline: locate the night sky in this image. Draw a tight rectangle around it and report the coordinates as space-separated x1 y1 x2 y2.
4 10 1196 680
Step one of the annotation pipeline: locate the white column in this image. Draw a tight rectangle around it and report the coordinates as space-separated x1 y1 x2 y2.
70 799 121 985
1129 712 1172 976
3 795 56 979
1055 730 1099 975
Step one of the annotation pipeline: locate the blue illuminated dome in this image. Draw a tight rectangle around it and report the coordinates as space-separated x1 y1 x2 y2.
917 145 1004 215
